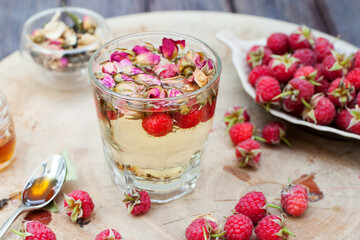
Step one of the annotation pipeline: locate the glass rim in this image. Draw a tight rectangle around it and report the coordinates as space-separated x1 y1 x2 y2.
23 6 110 55
88 31 222 102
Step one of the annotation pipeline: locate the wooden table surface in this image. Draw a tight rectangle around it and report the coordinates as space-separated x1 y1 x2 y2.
0 0 360 61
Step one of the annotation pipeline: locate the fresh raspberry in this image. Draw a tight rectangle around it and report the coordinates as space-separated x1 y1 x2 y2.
234 191 279 225
293 49 316 66
246 45 273 68
288 25 314 50
266 33 290 55
346 68 360 91
224 214 253 240
173 104 203 129
255 215 294 240
255 76 282 109
229 122 254 145
281 182 309 217
294 65 322 85
354 50 360 68
248 65 270 87
356 92 360 106
123 190 151 215
276 78 314 116
235 139 261 168
321 51 352 80
223 106 250 133
64 190 95 222
95 229 122 240
12 221 56 240
185 218 222 240
201 99 217 122
142 112 173 137
335 106 360 135
262 122 291 146
106 110 119 120
268 54 299 83
314 78 330 94
327 78 356 107
314 37 334 62
302 94 336 125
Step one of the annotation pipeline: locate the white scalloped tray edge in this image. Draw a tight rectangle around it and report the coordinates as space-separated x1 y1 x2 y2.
216 30 360 141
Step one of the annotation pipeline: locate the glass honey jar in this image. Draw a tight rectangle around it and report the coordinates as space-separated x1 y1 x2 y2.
0 91 16 170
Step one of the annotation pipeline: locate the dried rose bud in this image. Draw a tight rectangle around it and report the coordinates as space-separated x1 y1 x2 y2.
114 81 139 95
159 38 185 60
193 68 210 87
194 52 207 68
148 87 166 98
134 74 161 86
102 61 117 75
135 52 161 66
110 51 132 62
201 59 214 75
59 57 69 68
177 57 195 74
82 15 97 33
114 73 134 82
154 64 178 78
114 59 144 75
168 89 183 97
100 74 115 88
132 45 152 55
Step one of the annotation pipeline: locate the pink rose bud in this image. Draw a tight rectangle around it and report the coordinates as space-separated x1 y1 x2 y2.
154 64 178 78
159 38 186 60
123 66 144 75
102 61 117 74
114 73 134 82
148 87 166 98
59 57 69 68
132 45 151 55
110 51 131 62
136 74 161 86
168 89 183 97
135 52 161 66
100 74 115 88
194 53 206 68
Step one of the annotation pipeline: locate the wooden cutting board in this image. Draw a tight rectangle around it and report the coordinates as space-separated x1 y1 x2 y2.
0 11 359 240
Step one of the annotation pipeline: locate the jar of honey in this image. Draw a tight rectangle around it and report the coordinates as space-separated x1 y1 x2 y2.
0 91 16 170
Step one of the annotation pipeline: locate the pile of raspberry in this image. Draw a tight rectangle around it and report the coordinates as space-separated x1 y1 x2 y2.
247 25 360 135
185 181 309 240
223 106 290 169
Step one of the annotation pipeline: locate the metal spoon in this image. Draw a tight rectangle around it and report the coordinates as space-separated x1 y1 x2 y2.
0 155 66 238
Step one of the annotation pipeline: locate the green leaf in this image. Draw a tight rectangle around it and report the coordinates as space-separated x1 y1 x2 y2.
45 200 59 213
61 149 78 182
66 11 83 33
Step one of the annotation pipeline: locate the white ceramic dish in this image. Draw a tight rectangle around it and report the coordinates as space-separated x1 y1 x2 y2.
216 30 360 141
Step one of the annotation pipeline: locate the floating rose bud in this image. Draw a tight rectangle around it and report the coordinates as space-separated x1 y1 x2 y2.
113 73 134 82
193 68 209 87
194 52 206 68
159 38 186 60
114 81 138 95
123 66 144 75
201 59 214 75
110 51 131 62
154 64 178 78
177 57 195 74
132 45 151 55
148 87 166 98
135 74 161 86
100 74 115 88
135 52 161 66
102 61 117 74
168 89 183 97
113 59 132 69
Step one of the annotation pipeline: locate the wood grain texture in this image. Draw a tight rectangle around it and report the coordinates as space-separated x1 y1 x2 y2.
232 0 329 32
319 0 360 47
0 12 360 239
148 0 232 12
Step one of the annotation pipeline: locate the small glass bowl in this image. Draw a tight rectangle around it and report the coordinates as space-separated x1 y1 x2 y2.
20 7 111 90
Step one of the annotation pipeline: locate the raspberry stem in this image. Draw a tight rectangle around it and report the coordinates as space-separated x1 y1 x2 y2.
281 137 292 147
267 204 282 209
10 229 26 238
273 91 293 100
282 226 296 237
253 135 266 142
